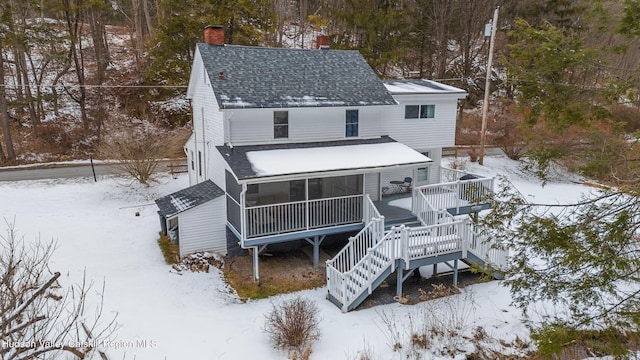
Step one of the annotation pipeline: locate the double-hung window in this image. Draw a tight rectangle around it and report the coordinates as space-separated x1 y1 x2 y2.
274 111 289 138
405 105 435 119
345 110 359 137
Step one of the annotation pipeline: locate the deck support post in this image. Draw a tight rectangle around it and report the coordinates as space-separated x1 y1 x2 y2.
252 245 268 282
304 235 326 269
252 246 259 282
396 269 403 296
433 264 437 277
453 259 459 287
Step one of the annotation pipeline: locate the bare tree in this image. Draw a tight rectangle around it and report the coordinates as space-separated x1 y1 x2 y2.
0 221 117 360
99 128 163 185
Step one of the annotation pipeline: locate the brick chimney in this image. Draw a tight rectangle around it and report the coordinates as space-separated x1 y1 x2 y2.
316 27 329 49
204 25 224 45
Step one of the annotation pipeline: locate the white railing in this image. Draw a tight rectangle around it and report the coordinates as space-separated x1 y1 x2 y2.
309 195 363 229
327 172 508 312
328 227 399 312
363 194 382 223
245 194 363 238
440 166 471 183
412 188 455 226
466 223 509 271
415 177 494 213
400 221 467 264
245 201 306 238
328 220 472 312
328 217 384 273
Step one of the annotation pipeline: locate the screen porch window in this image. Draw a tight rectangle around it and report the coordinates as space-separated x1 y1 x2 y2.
345 110 359 137
274 111 289 138
405 105 435 119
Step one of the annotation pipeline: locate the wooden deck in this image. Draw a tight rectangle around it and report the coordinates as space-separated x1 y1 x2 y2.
326 171 506 312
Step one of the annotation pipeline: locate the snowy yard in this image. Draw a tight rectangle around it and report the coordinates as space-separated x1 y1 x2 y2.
0 156 597 359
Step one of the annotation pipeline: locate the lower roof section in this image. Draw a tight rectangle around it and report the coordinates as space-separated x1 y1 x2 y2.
218 137 432 181
155 180 224 218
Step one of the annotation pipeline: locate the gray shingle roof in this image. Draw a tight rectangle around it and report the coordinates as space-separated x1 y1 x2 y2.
218 137 402 180
197 43 397 109
155 180 224 218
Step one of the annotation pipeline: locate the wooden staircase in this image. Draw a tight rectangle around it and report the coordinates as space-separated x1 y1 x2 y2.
326 173 507 312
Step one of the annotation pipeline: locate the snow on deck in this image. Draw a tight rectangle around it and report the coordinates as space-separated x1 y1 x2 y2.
246 142 431 176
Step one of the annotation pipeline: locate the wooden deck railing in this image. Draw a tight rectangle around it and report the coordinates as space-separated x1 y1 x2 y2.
244 194 364 239
415 177 494 214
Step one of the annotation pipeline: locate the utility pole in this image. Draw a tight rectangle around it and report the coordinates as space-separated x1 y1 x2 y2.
479 6 499 166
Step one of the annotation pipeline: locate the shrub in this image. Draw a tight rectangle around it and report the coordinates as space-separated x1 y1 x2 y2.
264 296 320 358
98 128 162 185
157 232 179 264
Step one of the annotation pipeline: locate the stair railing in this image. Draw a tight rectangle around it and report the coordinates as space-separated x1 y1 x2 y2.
465 223 508 271
338 227 399 311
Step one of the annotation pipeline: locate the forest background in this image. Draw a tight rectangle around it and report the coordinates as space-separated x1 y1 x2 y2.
2 0 640 185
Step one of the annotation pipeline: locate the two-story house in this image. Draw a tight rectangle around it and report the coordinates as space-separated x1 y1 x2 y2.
156 25 506 312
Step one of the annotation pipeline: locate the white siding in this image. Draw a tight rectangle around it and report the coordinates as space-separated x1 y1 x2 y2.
187 52 227 185
178 197 227 257
364 172 380 201
426 148 442 184
380 166 417 192
206 144 228 189
382 94 459 152
226 106 388 146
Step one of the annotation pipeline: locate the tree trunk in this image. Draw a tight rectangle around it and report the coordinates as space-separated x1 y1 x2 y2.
0 53 16 161
63 0 89 131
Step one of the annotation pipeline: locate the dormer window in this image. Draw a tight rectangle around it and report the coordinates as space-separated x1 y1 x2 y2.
274 111 289 138
345 110 358 137
405 105 435 119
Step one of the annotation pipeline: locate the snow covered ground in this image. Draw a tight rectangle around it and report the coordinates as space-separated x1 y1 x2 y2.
0 156 598 359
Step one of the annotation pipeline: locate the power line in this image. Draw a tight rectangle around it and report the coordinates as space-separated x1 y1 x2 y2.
0 84 187 89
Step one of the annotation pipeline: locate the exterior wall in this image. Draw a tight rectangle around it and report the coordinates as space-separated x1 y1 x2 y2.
178 197 227 257
187 52 225 185
206 144 229 189
364 172 380 201
426 148 442 184
382 94 460 152
225 106 387 146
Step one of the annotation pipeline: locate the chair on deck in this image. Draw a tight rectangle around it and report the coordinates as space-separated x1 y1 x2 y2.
389 177 413 194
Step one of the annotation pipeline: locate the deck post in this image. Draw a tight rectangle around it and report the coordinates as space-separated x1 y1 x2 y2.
313 236 319 269
304 236 325 269
453 259 458 287
252 246 259 282
433 263 437 277
396 269 403 296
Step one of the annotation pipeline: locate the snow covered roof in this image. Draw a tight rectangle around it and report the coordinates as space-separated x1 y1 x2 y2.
218 137 431 180
383 79 467 96
155 180 224 218
196 43 397 109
